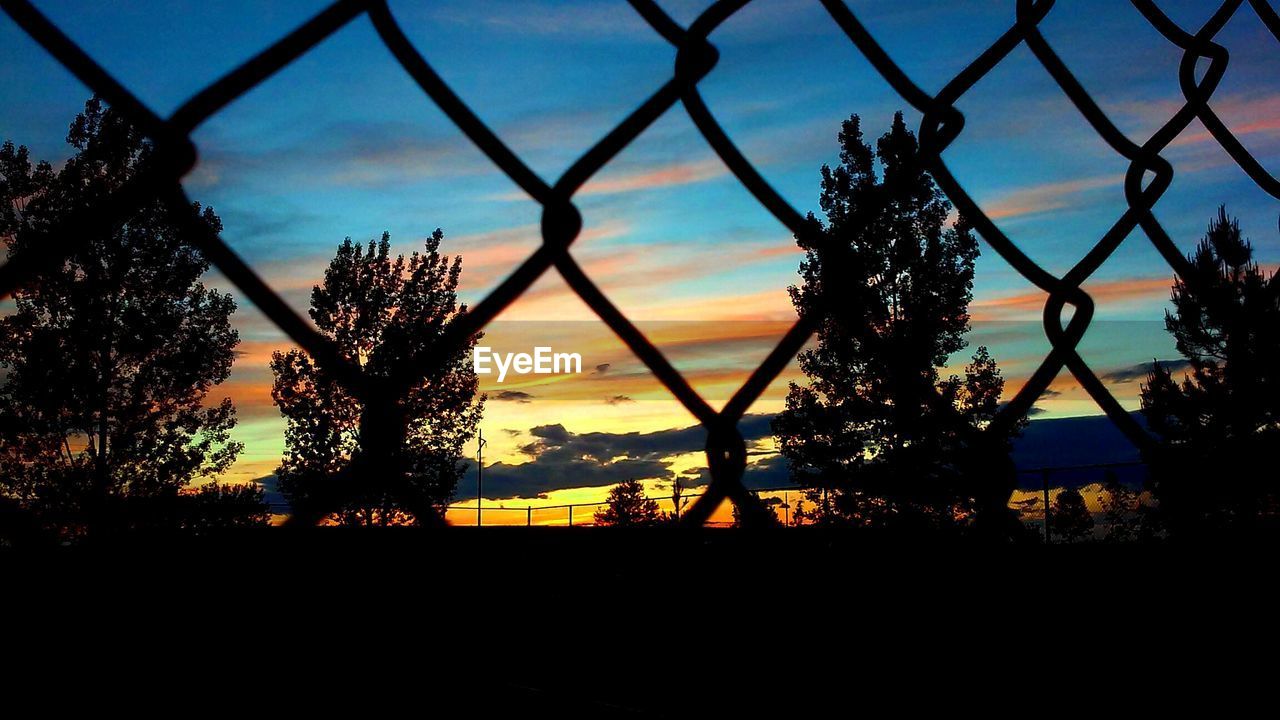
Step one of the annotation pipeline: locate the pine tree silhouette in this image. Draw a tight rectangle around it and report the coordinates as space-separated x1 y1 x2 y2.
1141 206 1280 534
772 113 1018 533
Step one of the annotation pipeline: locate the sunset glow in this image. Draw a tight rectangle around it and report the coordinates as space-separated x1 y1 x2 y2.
3 0 1277 520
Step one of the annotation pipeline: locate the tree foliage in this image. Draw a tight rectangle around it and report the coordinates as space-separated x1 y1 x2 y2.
270 231 483 526
181 482 271 530
595 479 661 527
731 492 782 528
1096 471 1159 543
1050 488 1094 543
0 97 246 533
772 112 1017 531
1141 207 1280 533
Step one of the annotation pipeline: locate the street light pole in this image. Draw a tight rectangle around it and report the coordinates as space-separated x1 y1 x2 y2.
1042 468 1051 544
477 428 486 527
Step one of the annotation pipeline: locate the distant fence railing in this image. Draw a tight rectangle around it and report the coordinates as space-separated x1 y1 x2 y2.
440 485 807 527
1014 460 1150 543
261 485 805 527
260 461 1149 535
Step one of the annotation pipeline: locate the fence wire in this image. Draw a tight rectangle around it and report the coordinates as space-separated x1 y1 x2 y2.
2 0 1277 527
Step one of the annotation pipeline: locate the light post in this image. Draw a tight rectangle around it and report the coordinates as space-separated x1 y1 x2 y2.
477 428 486 527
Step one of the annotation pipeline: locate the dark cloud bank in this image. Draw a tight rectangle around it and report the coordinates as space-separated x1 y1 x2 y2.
463 414 786 500
259 407 1156 507
1101 359 1192 384
461 411 1151 501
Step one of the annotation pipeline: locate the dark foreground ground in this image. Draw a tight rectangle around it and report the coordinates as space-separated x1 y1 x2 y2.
3 527 1277 715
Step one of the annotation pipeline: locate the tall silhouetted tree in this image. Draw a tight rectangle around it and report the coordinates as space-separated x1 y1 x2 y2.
0 97 244 533
1141 207 1280 533
1050 488 1094 543
1098 471 1139 543
595 479 661 526
270 231 483 526
772 112 1015 532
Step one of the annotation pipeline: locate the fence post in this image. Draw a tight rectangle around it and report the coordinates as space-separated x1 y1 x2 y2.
568 506 573 527
527 506 531 527
1042 469 1051 545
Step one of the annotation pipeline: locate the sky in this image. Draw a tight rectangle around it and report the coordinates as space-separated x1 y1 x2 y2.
2 0 1278 519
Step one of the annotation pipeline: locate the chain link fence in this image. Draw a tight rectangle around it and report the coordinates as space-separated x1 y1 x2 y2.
2 0 1277 527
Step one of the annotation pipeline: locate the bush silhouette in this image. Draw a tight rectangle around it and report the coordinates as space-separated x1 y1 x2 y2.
1051 488 1094 543
595 479 661 527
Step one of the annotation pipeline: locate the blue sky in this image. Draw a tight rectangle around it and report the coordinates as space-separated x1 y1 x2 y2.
3 0 1278 494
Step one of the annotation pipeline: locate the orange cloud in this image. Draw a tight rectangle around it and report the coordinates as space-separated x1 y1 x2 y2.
478 233 800 321
981 175 1120 221
640 319 799 348
1169 93 1280 148
234 339 288 366
219 380 279 419
971 276 1172 320
1172 117 1280 147
753 245 804 259
578 159 727 196
487 159 729 202
637 289 796 322
457 221 631 289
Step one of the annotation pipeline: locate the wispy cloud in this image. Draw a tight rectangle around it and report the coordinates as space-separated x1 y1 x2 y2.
1166 93 1280 148
426 0 668 41
971 276 1172 320
1107 92 1280 163
635 289 795 321
475 233 800 321
189 120 491 191
217 380 279 421
578 159 727 196
980 175 1120 221
456 220 631 289
494 390 536 403
232 339 290 366
1172 116 1280 148
1101 359 1191 384
485 158 729 202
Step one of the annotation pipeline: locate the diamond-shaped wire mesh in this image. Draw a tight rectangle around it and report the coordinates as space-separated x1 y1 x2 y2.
2 0 1277 526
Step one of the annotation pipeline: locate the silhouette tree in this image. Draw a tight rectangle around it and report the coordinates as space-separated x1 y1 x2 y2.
732 492 782 528
772 112 1016 532
0 97 245 533
1141 207 1280 533
1050 488 1094 543
595 479 661 526
1097 471 1140 543
270 231 483 526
